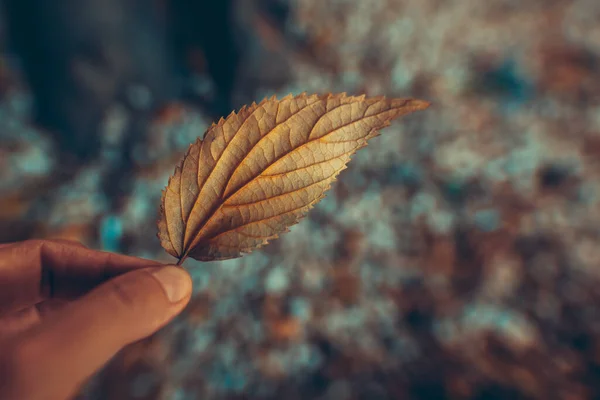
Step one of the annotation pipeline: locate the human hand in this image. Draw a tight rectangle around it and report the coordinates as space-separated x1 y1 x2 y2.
0 240 192 400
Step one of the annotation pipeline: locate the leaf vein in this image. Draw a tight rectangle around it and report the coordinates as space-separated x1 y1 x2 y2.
307 102 347 139
178 106 260 254
221 98 319 198
161 203 178 256
260 147 357 177
223 106 394 205
209 201 311 243
224 171 335 208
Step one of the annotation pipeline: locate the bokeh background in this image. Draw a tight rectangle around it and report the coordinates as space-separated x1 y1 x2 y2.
1 0 600 399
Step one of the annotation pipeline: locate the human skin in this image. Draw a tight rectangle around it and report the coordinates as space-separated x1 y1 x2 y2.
0 239 192 400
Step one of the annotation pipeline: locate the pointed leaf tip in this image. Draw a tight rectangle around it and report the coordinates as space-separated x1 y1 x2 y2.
409 99 431 110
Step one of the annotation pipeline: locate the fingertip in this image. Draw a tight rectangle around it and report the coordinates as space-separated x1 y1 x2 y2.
75 266 192 340
150 265 193 304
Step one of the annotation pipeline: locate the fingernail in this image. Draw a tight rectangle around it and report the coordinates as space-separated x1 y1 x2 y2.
152 266 191 303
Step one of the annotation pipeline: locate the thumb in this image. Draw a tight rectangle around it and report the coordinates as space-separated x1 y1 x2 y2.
2 266 192 400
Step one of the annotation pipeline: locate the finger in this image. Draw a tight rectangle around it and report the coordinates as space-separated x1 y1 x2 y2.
0 300 70 340
35 299 70 318
0 239 85 250
0 240 161 315
46 239 88 248
0 308 41 341
0 265 192 400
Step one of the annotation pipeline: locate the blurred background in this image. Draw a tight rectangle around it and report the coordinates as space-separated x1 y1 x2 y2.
1 0 600 399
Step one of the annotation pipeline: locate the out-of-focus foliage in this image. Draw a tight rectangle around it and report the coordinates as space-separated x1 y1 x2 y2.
1 0 600 399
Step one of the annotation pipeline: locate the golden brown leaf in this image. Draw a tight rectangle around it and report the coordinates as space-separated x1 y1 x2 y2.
157 93 429 263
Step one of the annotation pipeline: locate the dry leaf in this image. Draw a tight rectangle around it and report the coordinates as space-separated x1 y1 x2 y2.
158 93 429 263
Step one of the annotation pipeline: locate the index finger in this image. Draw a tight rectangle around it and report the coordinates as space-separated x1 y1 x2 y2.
0 240 161 315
